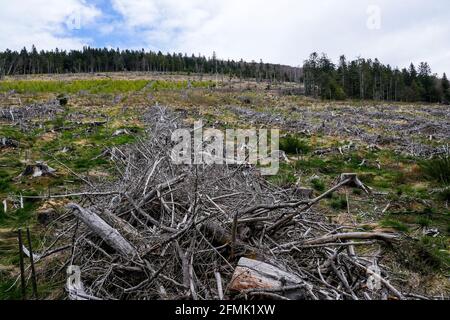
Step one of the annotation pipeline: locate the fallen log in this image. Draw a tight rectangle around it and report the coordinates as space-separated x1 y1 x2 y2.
66 203 137 257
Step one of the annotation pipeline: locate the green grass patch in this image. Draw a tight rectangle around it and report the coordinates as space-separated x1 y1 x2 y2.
149 80 214 91
0 199 39 228
329 196 348 210
268 163 296 187
0 178 13 193
294 158 339 175
380 218 409 232
310 178 326 192
0 80 150 94
0 277 24 300
393 236 449 273
269 171 296 187
0 271 63 300
415 216 432 227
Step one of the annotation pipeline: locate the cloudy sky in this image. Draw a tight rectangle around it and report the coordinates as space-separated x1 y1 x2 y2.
0 0 449 75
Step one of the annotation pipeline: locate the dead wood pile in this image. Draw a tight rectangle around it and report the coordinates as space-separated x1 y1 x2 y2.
0 99 64 125
227 104 450 158
36 106 416 300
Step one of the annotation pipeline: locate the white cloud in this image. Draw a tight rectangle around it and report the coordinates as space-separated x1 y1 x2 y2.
0 0 101 51
111 0 217 29
110 0 219 47
110 0 450 74
1 0 449 75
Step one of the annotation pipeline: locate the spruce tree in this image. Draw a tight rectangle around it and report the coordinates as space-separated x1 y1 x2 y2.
442 73 450 104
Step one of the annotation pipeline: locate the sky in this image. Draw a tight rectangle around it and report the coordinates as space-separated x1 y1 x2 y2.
0 0 449 75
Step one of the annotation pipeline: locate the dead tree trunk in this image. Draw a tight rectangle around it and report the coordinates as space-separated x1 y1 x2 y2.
67 203 137 257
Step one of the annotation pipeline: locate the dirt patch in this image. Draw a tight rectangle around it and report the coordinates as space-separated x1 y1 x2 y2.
40 131 58 142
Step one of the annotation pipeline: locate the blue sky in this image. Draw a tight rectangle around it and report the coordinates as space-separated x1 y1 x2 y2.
0 0 449 75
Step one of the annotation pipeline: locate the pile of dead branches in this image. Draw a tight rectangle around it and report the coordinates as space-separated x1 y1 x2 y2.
34 106 415 300
0 99 64 124
227 104 450 159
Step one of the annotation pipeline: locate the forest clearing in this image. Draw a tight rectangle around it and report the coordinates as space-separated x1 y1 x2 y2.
0 74 448 300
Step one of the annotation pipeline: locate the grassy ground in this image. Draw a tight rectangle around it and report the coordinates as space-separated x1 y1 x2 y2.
0 75 448 299
0 83 149 299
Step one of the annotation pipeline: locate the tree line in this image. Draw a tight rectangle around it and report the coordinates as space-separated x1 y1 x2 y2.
303 52 450 103
1 46 448 103
0 46 301 83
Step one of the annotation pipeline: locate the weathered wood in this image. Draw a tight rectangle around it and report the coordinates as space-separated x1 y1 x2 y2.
302 232 398 246
34 106 420 300
229 258 302 293
215 271 224 299
66 203 137 257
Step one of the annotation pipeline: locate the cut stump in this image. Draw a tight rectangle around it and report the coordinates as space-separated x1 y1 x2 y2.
229 257 302 292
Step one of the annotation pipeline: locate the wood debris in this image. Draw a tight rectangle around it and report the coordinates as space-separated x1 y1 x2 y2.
32 106 427 300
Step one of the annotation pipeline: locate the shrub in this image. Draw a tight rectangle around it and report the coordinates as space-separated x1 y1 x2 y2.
0 179 12 192
279 135 311 155
311 178 325 192
420 156 450 185
415 216 432 227
330 196 348 210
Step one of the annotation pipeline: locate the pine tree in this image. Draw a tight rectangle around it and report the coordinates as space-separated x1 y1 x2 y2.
442 73 450 91
442 73 450 104
0 46 302 82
